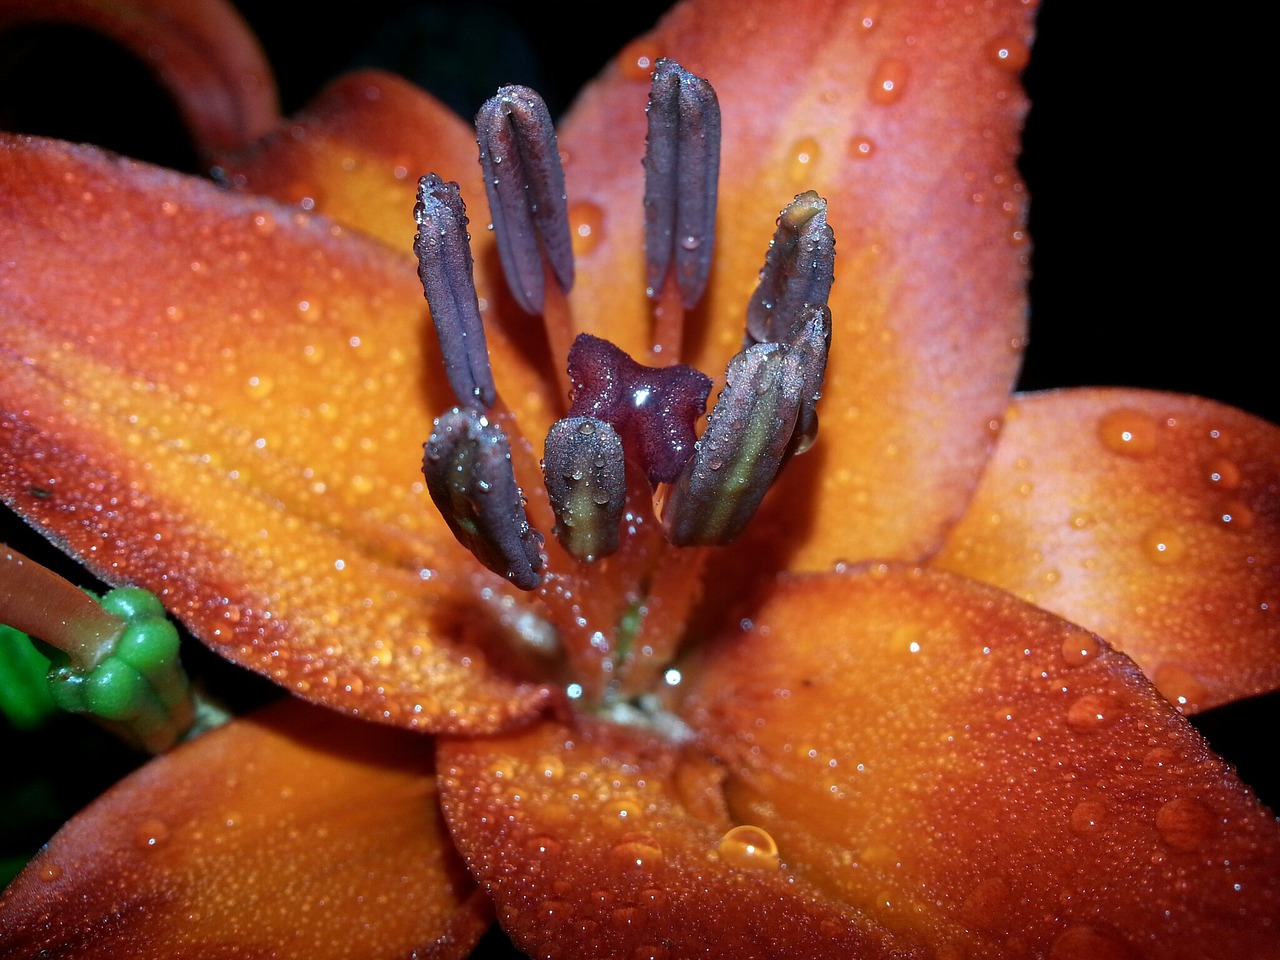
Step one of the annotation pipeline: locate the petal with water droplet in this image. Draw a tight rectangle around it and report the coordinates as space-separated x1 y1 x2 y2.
562 0 1033 577
682 566 1280 959
935 389 1280 713
437 719 920 960
0 698 489 959
0 136 551 732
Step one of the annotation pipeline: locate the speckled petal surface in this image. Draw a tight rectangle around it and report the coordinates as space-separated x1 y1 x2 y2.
0 699 489 960
437 719 922 960
681 566 1280 959
0 135 552 731
934 389 1280 714
561 0 1032 575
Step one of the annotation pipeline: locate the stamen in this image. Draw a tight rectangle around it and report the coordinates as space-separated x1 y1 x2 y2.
542 417 627 561
475 85 574 314
565 333 711 486
746 191 835 345
786 304 833 456
643 59 721 311
422 407 544 590
662 342 808 546
414 174 497 410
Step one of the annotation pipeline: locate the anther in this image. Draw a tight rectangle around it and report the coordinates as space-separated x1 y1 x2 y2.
542 417 627 561
422 407 544 590
476 85 574 314
785 304 833 456
661 342 808 546
414 174 497 410
643 59 721 309
746 191 835 345
566 333 711 486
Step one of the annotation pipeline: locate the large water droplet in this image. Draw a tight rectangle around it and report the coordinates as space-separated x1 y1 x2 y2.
1152 663 1208 712
986 36 1031 72
1204 457 1242 490
718 824 780 870
38 863 63 882
869 58 910 105
1069 799 1108 835
609 833 665 877
1218 500 1256 531
1096 409 1160 457
1061 632 1102 667
850 135 877 159
617 38 661 82
134 818 170 850
1066 692 1123 732
569 201 605 256
1155 797 1213 852
1141 526 1187 565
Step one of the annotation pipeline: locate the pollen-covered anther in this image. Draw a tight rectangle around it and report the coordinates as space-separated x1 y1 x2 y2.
746 190 835 346
476 85 574 314
414 174 497 410
565 333 712 486
542 417 627 561
786 303 833 456
643 58 721 309
422 407 544 590
662 341 810 546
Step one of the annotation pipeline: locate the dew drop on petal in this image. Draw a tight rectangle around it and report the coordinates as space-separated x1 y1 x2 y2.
986 36 1031 71
1066 692 1122 732
38 863 62 882
1152 663 1208 712
869 58 910 105
617 38 661 81
1204 457 1242 489
787 137 821 183
849 135 877 159
1069 799 1108 836
133 818 170 850
1155 797 1213 852
1218 500 1256 531
1060 632 1101 667
608 833 665 877
1096 409 1160 457
1049 925 1137 960
569 201 605 256
718 824 781 870
1140 526 1187 565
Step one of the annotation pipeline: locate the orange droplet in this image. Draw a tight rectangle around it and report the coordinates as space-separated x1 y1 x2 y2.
718 824 780 870
1141 526 1187 565
1155 797 1213 852
569 201 604 256
1066 692 1123 732
134 818 170 850
1061 632 1102 666
609 833 665 876
38 863 63 882
618 38 661 81
788 137 821 184
986 36 1031 72
1152 663 1208 712
1069 799 1108 835
1218 500 1256 531
869 58 910 105
1205 457 1242 489
249 211 276 235
850 135 877 159
1096 408 1160 457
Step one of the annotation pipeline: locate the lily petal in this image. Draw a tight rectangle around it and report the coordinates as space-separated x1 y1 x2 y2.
562 0 1032 570
0 698 488 960
0 135 552 731
682 565 1280 958
0 0 279 153
933 389 1280 714
437 719 921 960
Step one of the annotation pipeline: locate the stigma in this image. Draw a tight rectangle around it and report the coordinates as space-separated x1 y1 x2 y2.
414 61 835 592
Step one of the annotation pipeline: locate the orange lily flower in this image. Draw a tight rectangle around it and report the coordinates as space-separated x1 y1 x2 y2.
1 1 1277 958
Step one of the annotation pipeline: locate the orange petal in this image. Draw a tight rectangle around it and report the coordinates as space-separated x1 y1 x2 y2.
437 719 921 960
0 0 279 153
0 698 489 960
562 0 1032 569
216 69 563 436
682 566 1280 959
933 389 1280 714
0 134 553 731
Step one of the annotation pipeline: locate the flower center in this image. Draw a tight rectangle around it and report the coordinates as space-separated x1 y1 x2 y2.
414 61 835 704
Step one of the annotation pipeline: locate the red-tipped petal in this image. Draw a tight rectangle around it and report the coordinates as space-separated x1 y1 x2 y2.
683 566 1280 959
0 0 279 153
0 135 552 731
0 699 488 960
934 388 1280 713
438 719 921 960
562 0 1031 571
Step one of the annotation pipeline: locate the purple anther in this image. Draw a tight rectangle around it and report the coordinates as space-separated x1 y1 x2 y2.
476 85 574 314
422 407 543 590
643 59 721 309
414 175 497 410
786 304 832 456
746 191 835 346
565 333 711 486
542 417 627 561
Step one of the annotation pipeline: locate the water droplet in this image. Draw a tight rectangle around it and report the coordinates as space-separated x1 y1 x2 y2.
960 878 1008 930
718 824 780 870
250 211 276 235
849 135 877 159
869 58 910 105
1061 633 1101 666
1066 692 1122 732
609 833 664 877
1069 799 1107 835
986 36 1031 72
1141 526 1187 565
603 798 644 824
536 754 565 781
134 818 170 850
1155 797 1213 852
38 863 62 882
1049 925 1135 960
633 945 671 960
527 834 562 858
618 39 661 81
1204 457 1242 490
679 234 702 250
1068 512 1096 530
1142 746 1178 771
569 201 604 255
1218 500 1256 531
242 374 274 401
788 136 821 183
1096 409 1160 457
1153 663 1208 711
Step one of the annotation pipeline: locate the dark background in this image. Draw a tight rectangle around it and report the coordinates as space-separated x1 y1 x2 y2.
0 0 1274 941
